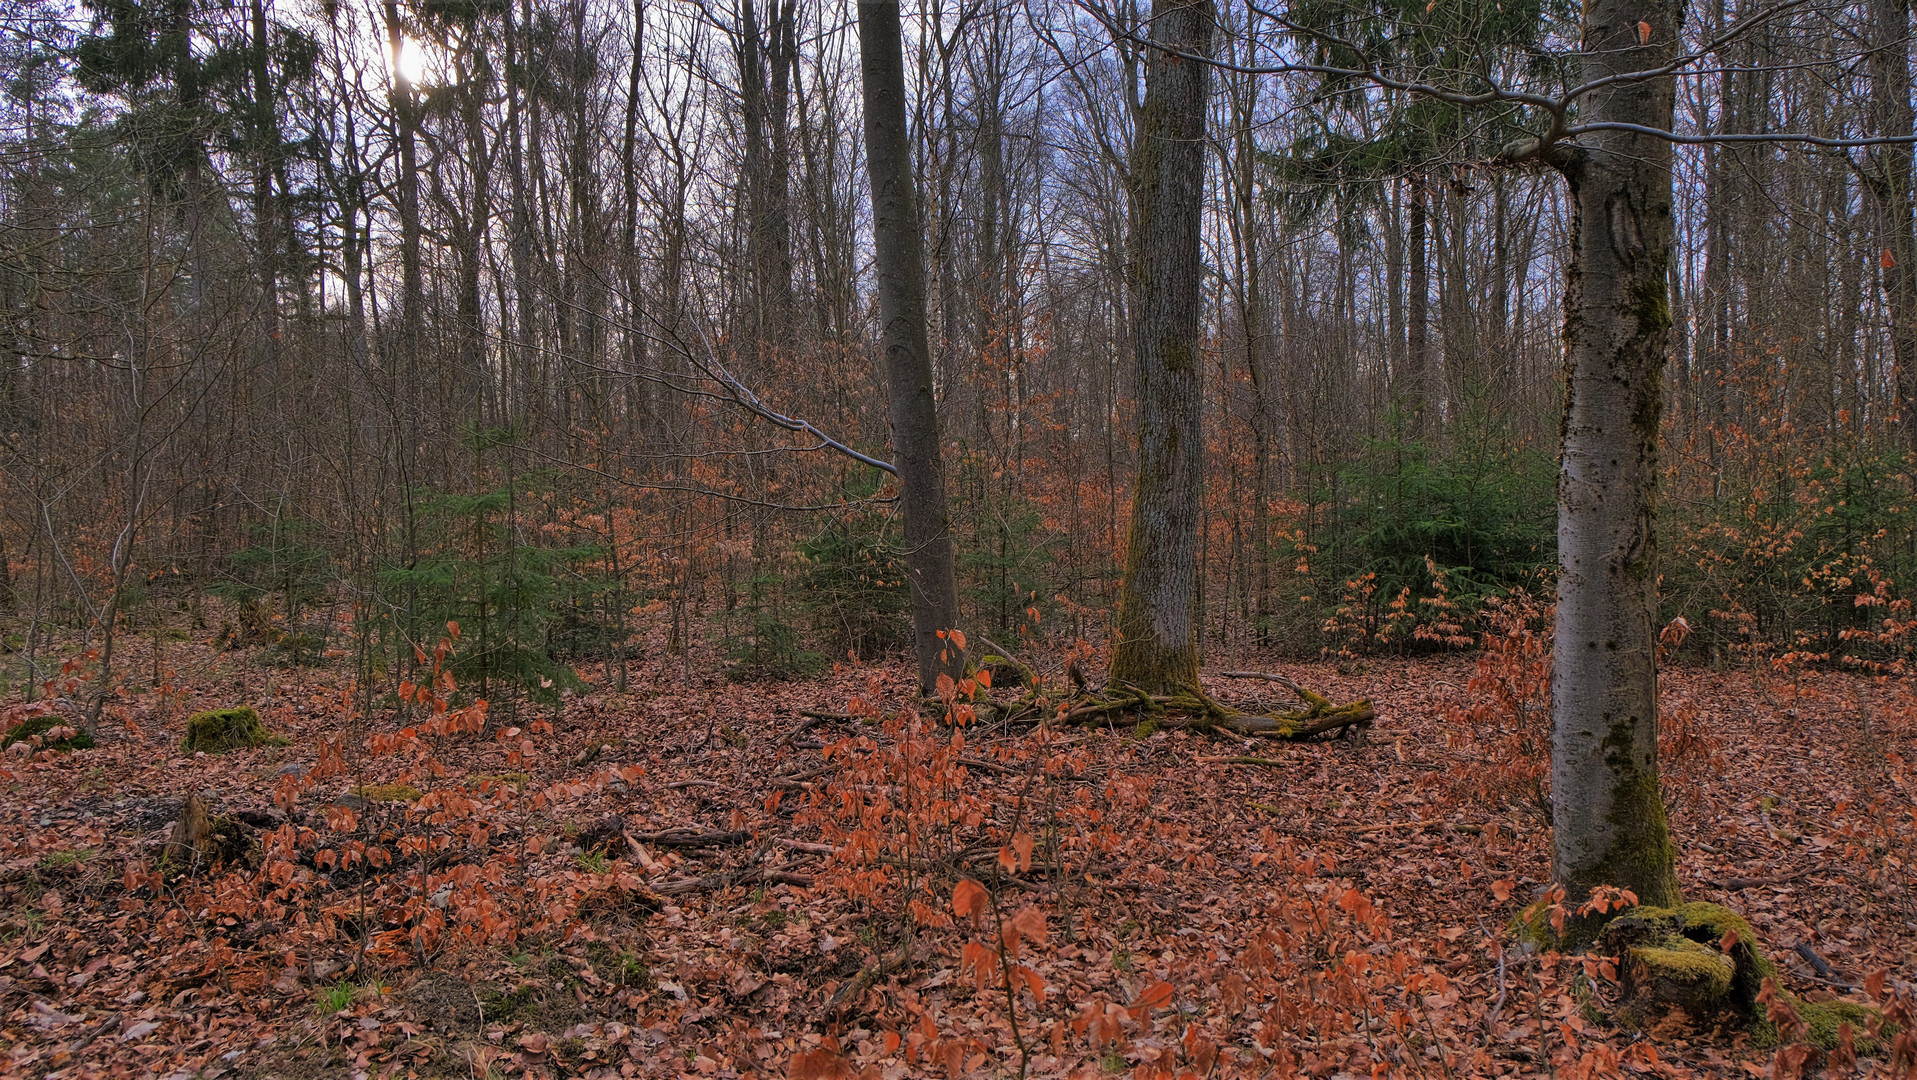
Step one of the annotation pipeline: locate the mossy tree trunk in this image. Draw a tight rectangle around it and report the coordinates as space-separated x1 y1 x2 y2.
858 1 964 694
1109 0 1214 696
1544 0 1685 929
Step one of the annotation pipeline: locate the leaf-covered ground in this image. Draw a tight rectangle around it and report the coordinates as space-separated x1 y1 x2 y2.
2 628 1914 1078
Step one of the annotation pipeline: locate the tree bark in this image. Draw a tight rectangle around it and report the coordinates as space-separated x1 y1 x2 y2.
1406 173 1430 435
857 0 964 694
1863 0 1917 450
1108 0 1213 695
1546 0 1685 929
383 0 424 445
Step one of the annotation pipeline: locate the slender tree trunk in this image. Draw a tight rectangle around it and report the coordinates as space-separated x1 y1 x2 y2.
248 0 279 371
857 0 964 694
1545 0 1685 930
1864 0 1917 449
1108 0 1214 694
383 0 424 449
1406 173 1430 435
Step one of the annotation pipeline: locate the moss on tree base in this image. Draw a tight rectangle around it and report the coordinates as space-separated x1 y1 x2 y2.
1598 902 1890 1053
183 706 284 753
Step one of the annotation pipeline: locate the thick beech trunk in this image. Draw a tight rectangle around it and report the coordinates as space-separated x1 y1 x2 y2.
1547 0 1685 927
1109 0 1214 695
857 1 964 694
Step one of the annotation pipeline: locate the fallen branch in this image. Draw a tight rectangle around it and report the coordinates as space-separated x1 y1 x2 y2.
957 755 1019 776
1219 670 1311 695
654 862 814 896
627 828 751 848
774 839 841 857
824 930 915 1017
1339 820 1484 836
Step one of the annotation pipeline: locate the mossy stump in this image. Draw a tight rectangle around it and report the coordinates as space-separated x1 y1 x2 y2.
2 713 95 752
1600 903 1889 1053
183 706 283 753
1602 903 1767 1017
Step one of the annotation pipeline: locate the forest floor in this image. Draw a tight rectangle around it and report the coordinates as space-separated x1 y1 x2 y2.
1 625 1913 1079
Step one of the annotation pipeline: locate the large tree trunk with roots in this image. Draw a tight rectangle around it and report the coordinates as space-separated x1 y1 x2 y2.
1545 0 1685 934
1109 0 1214 696
858 1 964 695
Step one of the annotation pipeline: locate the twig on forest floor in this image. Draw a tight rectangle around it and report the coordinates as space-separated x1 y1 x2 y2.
823 928 915 1018
1339 820 1484 835
1792 941 1862 990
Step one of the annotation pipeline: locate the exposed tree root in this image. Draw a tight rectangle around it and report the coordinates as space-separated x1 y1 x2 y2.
937 651 1374 742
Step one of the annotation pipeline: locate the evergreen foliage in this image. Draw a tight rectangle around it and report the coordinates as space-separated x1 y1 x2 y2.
382 481 596 705
797 512 910 661
1308 418 1556 649
722 570 825 681
958 496 1057 643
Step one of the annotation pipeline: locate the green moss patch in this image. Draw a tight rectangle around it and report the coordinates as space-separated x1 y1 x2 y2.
183 706 285 753
2 713 94 752
1798 998 1889 1053
1625 938 1735 1004
1602 902 1771 1015
1600 902 1891 1052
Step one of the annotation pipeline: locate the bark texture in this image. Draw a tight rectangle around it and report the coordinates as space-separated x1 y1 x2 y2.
857 0 964 694
1547 0 1685 925
1109 0 1214 695
1864 0 1917 448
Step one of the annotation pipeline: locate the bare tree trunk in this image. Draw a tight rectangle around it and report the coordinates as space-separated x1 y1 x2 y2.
1864 0 1917 449
857 0 964 694
1545 0 1685 931
383 0 424 447
1108 0 1213 695
248 0 279 372
1406 173 1430 435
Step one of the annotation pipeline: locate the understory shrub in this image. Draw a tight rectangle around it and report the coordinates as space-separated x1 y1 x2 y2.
1306 416 1556 654
797 512 910 661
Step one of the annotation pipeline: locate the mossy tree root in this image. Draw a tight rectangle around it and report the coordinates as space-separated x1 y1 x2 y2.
939 653 1373 741
1598 903 1892 1054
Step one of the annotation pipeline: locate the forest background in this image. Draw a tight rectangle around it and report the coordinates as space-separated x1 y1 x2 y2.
1 0 1913 703
4 0 1917 1075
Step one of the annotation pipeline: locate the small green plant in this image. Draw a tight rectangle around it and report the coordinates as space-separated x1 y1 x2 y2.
316 981 356 1014
576 850 610 874
1112 947 1134 973
38 849 89 868
381 441 600 710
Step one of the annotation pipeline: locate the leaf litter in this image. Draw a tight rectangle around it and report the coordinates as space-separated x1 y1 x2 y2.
0 627 1913 1079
